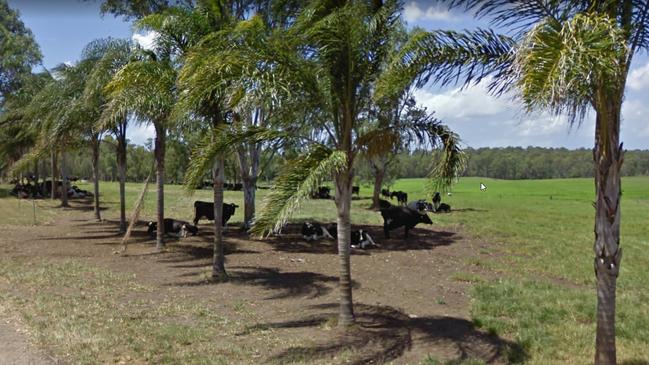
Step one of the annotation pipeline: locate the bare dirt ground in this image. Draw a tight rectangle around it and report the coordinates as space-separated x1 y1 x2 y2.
0 198 517 364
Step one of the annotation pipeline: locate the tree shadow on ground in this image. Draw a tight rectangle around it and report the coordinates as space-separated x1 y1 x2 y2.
622 360 649 365
58 198 109 212
155 240 259 266
243 303 527 365
164 265 357 300
264 224 457 254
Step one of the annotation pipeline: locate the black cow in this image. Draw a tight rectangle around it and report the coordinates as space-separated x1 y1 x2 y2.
326 224 379 249
381 188 391 198
378 199 392 209
148 218 198 238
311 186 331 199
432 192 441 211
390 191 408 205
380 206 432 238
193 201 239 226
436 203 451 213
301 222 334 241
352 186 360 196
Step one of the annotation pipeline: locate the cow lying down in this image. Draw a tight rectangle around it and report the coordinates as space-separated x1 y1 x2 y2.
301 222 334 241
148 218 198 238
327 224 378 249
301 222 378 249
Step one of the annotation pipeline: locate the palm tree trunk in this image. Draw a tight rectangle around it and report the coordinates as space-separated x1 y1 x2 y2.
593 98 623 365
92 135 101 221
50 151 58 200
335 170 354 326
60 152 69 207
212 158 228 280
154 123 166 250
117 123 127 233
242 177 256 230
371 165 384 209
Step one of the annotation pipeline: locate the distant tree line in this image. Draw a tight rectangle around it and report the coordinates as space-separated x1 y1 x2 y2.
25 145 646 185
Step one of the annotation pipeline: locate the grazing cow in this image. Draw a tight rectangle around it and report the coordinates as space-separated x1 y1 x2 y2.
380 206 432 238
327 224 379 249
193 201 239 226
301 222 334 241
311 186 331 199
148 218 198 238
390 191 408 205
378 199 392 209
432 192 441 211
436 203 451 213
381 188 391 198
352 186 360 196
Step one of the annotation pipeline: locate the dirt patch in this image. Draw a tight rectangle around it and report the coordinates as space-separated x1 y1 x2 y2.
0 200 517 364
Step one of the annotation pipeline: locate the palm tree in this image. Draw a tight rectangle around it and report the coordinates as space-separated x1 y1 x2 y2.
182 0 465 323
104 53 176 250
86 38 135 232
389 1 649 362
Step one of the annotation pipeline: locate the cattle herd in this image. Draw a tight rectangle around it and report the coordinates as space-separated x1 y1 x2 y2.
7 176 452 247
9 176 92 200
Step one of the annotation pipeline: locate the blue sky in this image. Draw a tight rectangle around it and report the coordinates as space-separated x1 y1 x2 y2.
7 0 649 149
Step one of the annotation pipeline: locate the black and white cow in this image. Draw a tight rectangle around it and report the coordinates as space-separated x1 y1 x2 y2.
301 222 334 241
148 218 198 238
380 206 432 238
326 224 378 249
193 201 238 226
407 199 428 212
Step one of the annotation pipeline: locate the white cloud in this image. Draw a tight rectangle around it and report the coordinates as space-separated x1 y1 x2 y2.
403 2 454 23
412 80 598 148
627 61 649 91
64 60 74 67
127 123 155 147
132 31 158 51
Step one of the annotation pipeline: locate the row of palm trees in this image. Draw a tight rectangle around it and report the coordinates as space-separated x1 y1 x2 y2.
5 0 465 324
6 0 644 362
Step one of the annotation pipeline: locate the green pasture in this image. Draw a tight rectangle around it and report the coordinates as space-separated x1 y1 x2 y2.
1 176 648 364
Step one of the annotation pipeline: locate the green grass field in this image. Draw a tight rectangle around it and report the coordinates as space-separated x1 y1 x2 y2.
1 176 648 364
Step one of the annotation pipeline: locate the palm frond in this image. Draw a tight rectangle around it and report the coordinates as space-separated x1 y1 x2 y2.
378 27 516 99
104 59 176 124
448 0 585 34
184 126 287 191
513 13 627 125
426 125 468 193
250 145 347 237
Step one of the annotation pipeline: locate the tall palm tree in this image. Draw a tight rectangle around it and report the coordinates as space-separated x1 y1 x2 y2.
388 1 649 362
86 38 135 232
104 53 176 250
182 0 465 324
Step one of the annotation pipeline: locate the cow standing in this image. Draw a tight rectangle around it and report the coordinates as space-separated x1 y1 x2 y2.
380 206 432 238
193 201 238 226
